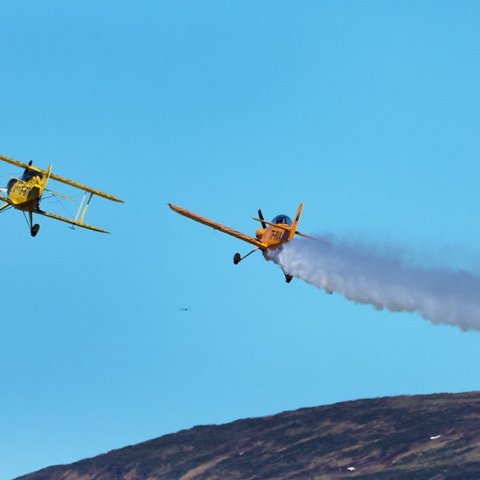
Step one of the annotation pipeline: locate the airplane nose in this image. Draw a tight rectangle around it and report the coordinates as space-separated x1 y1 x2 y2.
256 228 265 240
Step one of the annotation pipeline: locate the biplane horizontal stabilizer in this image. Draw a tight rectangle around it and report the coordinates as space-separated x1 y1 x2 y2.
36 210 110 234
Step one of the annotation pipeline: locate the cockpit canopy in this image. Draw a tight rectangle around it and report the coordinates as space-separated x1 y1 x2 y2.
7 178 16 194
271 214 292 225
22 169 42 181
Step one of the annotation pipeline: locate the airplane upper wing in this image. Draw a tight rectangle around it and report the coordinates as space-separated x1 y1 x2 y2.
169 203 267 249
35 210 110 234
0 154 124 203
48 172 123 203
0 154 44 173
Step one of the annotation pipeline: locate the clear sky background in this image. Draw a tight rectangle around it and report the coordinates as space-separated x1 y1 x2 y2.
1 1 480 478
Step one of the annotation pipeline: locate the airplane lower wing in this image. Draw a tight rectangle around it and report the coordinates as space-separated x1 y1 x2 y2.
0 195 13 212
35 210 110 234
169 203 267 249
0 195 12 205
0 202 11 213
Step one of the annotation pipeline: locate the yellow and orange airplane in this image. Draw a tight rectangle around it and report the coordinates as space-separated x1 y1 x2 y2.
169 202 313 283
0 154 123 236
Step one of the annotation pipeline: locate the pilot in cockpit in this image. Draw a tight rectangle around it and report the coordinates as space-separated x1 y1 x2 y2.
22 160 43 181
272 215 292 225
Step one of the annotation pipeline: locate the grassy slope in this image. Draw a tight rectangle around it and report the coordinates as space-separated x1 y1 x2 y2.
16 392 480 480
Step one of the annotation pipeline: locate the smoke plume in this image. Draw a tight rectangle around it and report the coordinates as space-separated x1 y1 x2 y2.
268 236 480 331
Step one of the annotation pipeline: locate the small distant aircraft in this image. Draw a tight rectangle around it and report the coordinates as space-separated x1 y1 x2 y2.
0 154 123 236
169 202 313 283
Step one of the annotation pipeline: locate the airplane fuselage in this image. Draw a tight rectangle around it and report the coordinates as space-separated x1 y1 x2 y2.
256 224 290 247
7 174 45 211
168 203 305 283
0 156 121 236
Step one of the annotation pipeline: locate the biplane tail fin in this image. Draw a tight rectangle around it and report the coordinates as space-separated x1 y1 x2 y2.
288 203 304 240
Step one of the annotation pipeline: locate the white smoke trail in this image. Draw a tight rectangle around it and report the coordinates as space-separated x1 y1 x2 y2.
267 236 480 331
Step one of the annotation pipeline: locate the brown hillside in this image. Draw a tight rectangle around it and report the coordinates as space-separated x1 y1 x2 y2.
16 392 480 480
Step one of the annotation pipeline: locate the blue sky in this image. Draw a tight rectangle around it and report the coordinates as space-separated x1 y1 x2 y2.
1 1 480 478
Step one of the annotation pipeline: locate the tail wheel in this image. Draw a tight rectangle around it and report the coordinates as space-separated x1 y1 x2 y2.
233 253 241 265
31 224 40 237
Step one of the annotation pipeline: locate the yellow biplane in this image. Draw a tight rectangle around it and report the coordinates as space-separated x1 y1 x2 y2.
0 154 123 236
169 202 313 283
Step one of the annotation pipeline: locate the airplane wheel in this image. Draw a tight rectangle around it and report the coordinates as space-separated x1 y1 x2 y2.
31 224 40 237
233 253 241 265
285 274 293 283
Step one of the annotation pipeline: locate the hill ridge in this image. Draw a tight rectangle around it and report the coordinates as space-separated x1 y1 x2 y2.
16 391 480 480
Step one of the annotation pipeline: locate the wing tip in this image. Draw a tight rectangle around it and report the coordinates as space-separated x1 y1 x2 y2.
102 194 124 203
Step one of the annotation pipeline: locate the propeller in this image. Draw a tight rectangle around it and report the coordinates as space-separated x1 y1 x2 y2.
258 209 267 229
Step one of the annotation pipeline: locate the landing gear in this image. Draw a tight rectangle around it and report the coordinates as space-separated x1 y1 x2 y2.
25 211 41 237
30 224 40 237
281 267 293 283
233 249 258 265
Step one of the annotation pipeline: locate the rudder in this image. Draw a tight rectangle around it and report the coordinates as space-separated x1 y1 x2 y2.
288 203 304 240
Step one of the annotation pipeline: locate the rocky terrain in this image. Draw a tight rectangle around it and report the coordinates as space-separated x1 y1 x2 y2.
16 391 480 480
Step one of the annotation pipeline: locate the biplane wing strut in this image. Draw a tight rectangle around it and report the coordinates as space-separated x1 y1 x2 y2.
74 191 94 226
